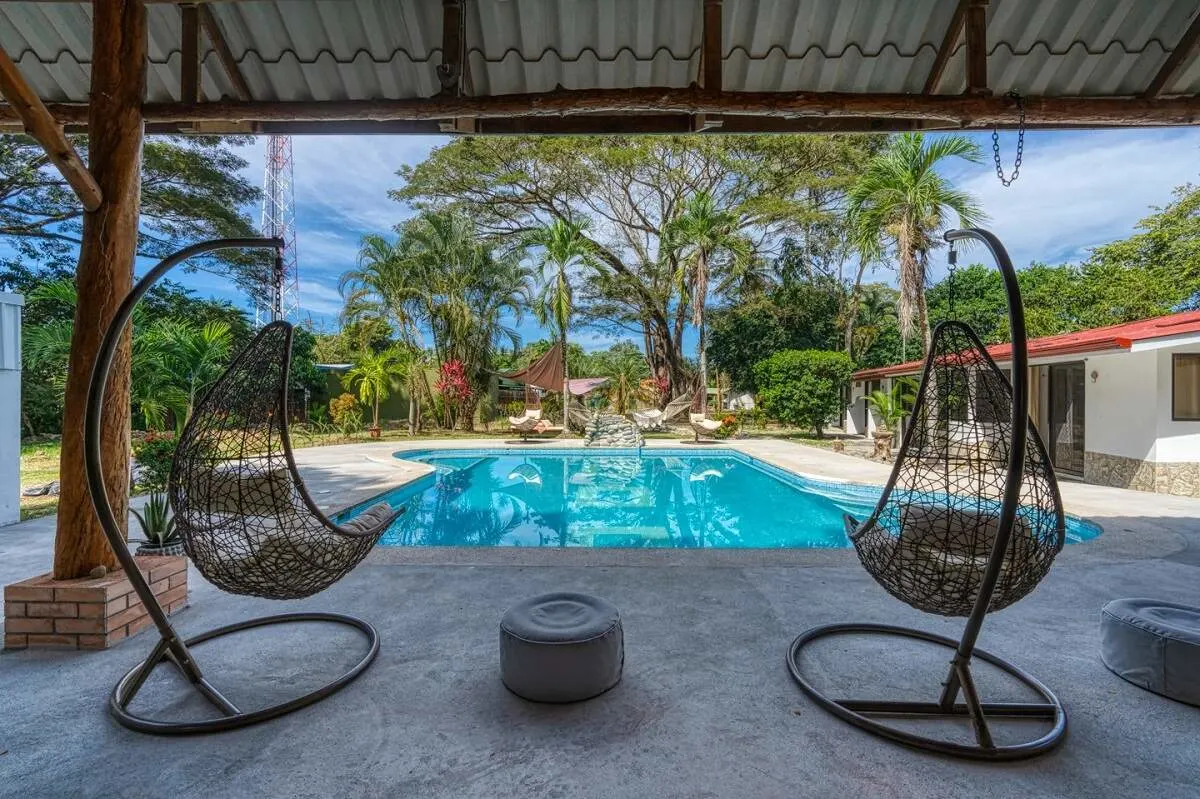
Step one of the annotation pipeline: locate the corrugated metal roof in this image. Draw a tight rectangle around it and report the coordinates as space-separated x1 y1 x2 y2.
3 0 1199 104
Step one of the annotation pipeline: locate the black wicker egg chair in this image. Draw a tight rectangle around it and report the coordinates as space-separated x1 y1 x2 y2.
85 238 400 735
787 228 1067 760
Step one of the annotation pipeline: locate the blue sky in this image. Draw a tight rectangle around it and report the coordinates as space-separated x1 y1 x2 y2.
24 127 1200 353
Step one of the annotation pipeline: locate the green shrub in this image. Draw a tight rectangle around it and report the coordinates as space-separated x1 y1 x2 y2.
504 401 525 418
133 433 177 491
735 407 767 430
712 414 740 440
753 349 854 438
329 392 362 437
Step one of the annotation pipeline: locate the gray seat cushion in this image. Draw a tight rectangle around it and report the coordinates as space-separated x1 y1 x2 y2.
500 592 623 703
1101 598 1200 706
340 502 396 535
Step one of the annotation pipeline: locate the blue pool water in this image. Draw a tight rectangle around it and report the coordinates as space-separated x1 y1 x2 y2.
339 449 1102 549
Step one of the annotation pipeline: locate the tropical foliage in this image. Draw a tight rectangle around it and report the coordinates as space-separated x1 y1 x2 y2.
847 133 985 352
753 350 855 438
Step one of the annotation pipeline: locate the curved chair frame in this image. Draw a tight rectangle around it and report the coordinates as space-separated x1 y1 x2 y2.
85 238 381 735
787 228 1068 760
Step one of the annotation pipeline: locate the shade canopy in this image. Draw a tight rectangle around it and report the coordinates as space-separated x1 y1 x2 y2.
4 0 1200 136
503 343 608 397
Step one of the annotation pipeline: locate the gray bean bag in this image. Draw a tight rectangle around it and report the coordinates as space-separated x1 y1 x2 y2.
500 592 623 703
1101 598 1200 706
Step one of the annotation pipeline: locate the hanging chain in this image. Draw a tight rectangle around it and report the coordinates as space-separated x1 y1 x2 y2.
947 243 958 318
991 91 1026 187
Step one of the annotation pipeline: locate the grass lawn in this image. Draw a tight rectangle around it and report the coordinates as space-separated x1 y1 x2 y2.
20 441 62 521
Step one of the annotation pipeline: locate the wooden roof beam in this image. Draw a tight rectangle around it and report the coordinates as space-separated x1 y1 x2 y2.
438 0 463 96
0 46 101 211
5 89 1200 128
702 0 722 93
199 4 251 100
1144 8 1200 98
964 0 989 95
180 4 200 103
923 0 969 95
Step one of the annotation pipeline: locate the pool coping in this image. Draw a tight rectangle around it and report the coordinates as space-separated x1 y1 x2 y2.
340 445 1102 553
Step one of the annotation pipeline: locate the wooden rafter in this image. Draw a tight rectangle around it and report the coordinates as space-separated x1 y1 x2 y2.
180 4 200 103
438 0 463 95
964 0 989 95
923 0 969 95
198 4 251 101
702 0 722 93
4 88 1200 132
0 46 101 211
1144 8 1200 98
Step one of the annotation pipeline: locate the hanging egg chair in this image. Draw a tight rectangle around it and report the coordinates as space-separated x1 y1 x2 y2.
85 238 400 735
787 228 1068 761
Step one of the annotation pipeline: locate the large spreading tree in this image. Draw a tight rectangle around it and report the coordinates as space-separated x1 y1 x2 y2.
393 134 880 399
1 134 266 298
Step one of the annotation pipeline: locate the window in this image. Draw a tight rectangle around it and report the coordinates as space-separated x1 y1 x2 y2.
1173 354 1200 421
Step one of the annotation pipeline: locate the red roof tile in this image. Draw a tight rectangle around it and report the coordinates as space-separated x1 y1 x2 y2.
852 309 1200 381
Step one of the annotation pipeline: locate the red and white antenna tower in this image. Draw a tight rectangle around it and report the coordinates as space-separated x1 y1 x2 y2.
259 135 299 323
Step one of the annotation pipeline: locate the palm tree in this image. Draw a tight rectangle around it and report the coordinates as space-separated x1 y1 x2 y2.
144 319 233 429
595 344 650 414
848 133 986 354
346 347 408 434
342 211 532 430
526 217 598 426
852 284 898 360
667 191 752 413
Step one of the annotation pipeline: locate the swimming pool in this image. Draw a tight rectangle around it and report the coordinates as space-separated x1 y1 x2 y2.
338 448 1102 549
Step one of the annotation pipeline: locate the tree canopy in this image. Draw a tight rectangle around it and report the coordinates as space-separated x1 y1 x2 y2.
394 134 882 396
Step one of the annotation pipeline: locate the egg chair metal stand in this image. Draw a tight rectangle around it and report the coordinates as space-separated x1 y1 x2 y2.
787 228 1068 760
85 238 398 735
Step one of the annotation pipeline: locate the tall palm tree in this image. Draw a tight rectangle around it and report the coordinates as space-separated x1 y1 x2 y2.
848 133 985 354
526 217 598 425
667 191 752 413
342 211 532 430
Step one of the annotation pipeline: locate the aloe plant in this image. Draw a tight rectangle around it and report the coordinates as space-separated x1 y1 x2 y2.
132 491 179 546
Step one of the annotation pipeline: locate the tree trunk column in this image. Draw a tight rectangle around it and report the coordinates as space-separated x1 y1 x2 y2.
53 0 146 579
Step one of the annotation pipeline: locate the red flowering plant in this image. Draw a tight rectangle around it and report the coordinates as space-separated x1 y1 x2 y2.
435 360 473 428
712 413 740 440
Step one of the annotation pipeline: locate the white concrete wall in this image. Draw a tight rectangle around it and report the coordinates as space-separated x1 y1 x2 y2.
0 293 23 526
1084 349 1159 462
1155 346 1200 463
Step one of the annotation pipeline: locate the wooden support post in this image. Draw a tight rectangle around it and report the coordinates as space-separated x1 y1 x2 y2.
180 4 200 103
964 0 989 95
199 4 251 101
0 47 102 211
53 0 146 580
923 0 968 95
702 0 722 93
1144 9 1200 98
438 0 463 95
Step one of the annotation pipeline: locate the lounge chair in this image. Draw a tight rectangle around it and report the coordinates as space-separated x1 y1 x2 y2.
689 412 722 442
632 392 693 431
508 409 545 441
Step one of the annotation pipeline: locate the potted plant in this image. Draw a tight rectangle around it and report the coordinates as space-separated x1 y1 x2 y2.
133 491 184 556
866 378 917 459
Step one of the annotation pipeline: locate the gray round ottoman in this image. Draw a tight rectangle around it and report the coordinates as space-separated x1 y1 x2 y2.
1101 598 1200 706
500 592 624 703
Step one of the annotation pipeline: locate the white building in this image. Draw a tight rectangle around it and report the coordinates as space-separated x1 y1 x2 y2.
1 293 23 526
846 310 1200 498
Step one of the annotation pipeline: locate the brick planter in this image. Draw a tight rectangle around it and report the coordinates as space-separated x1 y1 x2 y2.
4 556 187 651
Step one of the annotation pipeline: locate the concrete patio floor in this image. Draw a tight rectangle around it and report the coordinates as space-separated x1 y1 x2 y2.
2 438 1199 798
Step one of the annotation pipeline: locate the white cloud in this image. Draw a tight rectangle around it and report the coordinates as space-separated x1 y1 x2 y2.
296 278 345 316
946 129 1200 273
